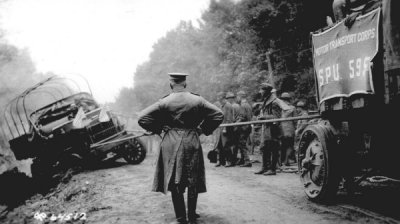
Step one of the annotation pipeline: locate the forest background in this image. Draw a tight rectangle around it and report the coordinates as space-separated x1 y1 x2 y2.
1 0 333 146
110 0 333 115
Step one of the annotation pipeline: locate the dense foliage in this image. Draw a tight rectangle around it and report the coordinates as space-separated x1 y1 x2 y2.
108 0 331 115
0 31 50 147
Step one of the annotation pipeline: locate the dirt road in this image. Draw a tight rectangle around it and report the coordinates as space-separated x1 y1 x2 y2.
2 148 400 224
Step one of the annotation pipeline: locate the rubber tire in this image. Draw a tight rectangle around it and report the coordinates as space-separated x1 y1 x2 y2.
298 121 340 203
123 138 147 165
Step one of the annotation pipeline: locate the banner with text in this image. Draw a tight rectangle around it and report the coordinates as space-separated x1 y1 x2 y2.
312 8 380 103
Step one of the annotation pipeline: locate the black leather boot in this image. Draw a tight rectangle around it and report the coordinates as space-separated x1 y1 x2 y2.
255 150 270 174
187 191 198 223
171 191 187 223
254 168 267 174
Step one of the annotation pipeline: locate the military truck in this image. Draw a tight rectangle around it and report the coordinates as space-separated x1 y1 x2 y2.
297 1 400 202
1 75 147 177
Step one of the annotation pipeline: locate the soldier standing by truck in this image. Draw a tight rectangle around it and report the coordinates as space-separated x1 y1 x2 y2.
254 83 288 176
294 101 308 152
279 92 296 167
332 0 381 22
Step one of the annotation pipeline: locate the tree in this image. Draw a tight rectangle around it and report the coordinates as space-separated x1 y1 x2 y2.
0 38 45 147
114 0 330 114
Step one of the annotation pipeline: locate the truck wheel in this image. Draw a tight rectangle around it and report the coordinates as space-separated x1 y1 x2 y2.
123 138 147 165
298 122 340 203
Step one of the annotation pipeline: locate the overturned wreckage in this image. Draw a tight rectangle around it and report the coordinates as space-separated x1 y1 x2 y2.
1 75 147 178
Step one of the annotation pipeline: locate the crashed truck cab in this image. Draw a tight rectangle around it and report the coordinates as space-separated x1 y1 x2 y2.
1 75 146 177
298 1 400 202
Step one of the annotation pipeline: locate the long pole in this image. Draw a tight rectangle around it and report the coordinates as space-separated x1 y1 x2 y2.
219 114 321 127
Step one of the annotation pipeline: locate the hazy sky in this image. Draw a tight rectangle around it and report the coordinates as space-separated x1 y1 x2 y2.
0 0 210 103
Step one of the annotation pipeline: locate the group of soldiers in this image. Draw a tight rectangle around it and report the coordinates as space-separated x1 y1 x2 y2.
213 90 253 168
138 73 310 223
213 83 309 176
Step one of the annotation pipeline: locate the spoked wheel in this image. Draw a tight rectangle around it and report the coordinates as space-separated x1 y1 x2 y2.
123 138 147 165
298 122 340 202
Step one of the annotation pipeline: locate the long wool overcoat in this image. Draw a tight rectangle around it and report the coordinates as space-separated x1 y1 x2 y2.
138 89 223 194
213 101 234 151
259 95 291 141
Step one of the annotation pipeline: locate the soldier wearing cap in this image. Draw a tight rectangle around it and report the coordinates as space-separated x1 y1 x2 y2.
233 90 253 167
332 0 381 26
332 0 369 22
225 91 241 166
237 90 253 122
254 83 290 176
279 92 296 166
213 91 234 167
138 72 223 224
280 92 291 103
294 101 309 151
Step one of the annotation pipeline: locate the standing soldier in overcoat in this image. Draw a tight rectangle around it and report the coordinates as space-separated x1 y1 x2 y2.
138 73 223 224
225 92 241 167
279 92 296 166
213 92 234 167
234 90 253 167
294 101 309 151
254 83 290 176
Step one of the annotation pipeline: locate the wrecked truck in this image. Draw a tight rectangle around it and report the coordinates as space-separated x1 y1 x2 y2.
1 75 147 177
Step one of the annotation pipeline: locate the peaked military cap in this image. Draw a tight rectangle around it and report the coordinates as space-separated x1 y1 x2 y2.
237 90 246 96
260 82 273 92
280 92 291 99
225 91 235 99
168 72 189 83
